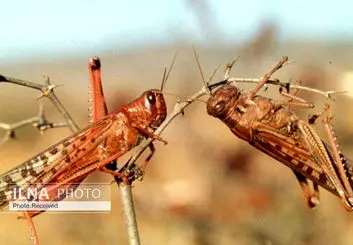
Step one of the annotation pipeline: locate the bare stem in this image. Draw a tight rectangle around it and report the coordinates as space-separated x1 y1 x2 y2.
0 74 79 132
227 78 346 99
119 184 141 245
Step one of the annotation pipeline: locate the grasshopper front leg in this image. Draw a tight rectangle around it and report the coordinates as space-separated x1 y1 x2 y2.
116 143 156 182
135 126 168 145
131 143 156 181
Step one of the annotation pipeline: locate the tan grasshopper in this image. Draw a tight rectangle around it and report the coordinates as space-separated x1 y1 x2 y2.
206 57 353 210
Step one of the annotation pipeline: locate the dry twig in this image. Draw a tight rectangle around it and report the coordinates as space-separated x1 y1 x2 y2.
0 74 79 133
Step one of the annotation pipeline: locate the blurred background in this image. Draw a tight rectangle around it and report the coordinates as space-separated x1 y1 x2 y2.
1 0 353 244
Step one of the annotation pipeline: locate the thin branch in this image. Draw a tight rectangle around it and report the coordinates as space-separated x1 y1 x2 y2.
223 56 240 80
119 185 141 245
226 78 347 99
0 74 79 132
41 76 79 132
0 75 44 90
0 104 68 146
192 46 210 93
208 63 221 83
0 117 39 131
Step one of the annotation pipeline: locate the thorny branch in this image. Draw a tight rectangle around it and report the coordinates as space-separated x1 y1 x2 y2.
226 77 347 99
0 74 79 134
0 101 68 146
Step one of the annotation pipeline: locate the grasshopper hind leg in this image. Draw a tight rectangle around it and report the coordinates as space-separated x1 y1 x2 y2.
303 105 353 211
21 211 40 245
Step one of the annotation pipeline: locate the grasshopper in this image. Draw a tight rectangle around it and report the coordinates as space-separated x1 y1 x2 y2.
0 57 168 244
206 57 353 210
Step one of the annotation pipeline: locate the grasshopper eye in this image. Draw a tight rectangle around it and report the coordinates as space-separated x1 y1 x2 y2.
214 101 226 114
146 92 156 106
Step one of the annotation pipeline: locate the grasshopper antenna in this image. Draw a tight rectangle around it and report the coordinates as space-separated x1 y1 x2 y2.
192 46 212 94
161 50 179 91
161 67 167 90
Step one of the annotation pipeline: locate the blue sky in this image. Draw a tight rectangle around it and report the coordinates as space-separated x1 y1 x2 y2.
1 0 353 61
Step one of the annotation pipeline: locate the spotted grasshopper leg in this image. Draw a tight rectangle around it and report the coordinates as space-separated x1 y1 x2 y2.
88 56 108 120
323 117 353 209
206 56 353 210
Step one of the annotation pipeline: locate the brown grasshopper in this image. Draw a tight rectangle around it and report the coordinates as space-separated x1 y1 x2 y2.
206 57 353 210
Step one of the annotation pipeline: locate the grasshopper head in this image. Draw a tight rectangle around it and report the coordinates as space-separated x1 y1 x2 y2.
121 89 167 132
206 85 241 119
141 89 167 129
